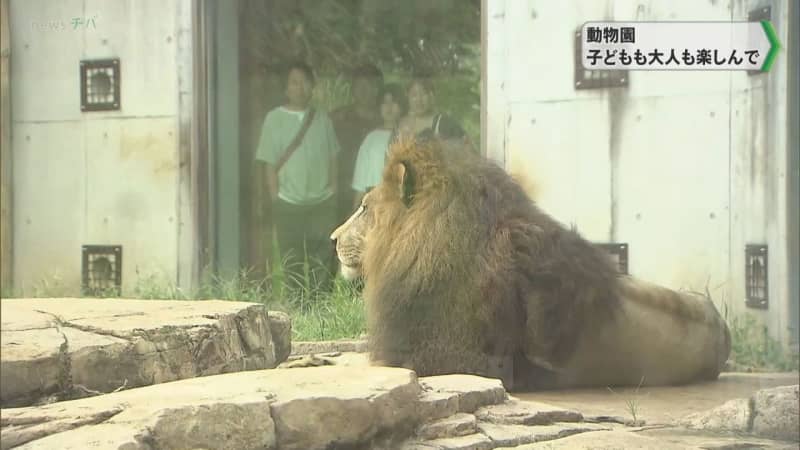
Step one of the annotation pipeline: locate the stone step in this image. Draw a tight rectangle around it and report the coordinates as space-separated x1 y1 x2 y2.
477 421 612 447
404 396 607 449
475 400 583 426
493 429 696 449
417 412 478 440
415 432 495 450
405 396 610 449
420 375 507 416
418 390 461 422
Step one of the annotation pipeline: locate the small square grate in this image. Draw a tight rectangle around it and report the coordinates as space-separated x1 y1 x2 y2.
745 244 768 309
597 243 629 274
82 245 122 296
80 59 121 111
574 30 628 90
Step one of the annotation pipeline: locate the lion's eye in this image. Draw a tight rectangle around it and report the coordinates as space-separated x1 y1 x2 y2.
359 204 367 214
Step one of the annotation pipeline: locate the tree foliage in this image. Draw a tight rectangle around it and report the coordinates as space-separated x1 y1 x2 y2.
241 0 480 76
240 0 481 142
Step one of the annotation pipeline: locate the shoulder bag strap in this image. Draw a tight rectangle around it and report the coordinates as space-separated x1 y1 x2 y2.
274 108 316 173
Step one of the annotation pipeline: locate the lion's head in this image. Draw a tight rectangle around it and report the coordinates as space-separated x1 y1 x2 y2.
331 137 481 286
330 136 524 375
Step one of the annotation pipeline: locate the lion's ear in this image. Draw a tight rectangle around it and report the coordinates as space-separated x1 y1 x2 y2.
393 161 415 207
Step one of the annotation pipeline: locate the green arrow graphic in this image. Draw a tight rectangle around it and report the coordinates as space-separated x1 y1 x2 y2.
760 21 781 72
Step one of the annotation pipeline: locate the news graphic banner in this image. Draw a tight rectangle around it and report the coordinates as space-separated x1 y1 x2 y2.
581 22 781 71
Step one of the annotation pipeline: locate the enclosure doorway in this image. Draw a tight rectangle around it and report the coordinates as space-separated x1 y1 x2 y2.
207 0 482 281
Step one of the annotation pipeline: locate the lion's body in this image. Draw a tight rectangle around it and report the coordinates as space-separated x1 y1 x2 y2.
331 138 731 391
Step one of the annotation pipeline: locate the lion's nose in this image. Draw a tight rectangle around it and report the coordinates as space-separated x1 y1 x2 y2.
330 225 342 242
330 229 339 256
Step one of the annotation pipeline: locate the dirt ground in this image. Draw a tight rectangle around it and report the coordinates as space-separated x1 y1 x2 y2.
516 371 800 425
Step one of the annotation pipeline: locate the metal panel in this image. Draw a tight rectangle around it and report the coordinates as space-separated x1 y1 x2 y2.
12 122 86 295
10 0 178 122
485 0 508 166
728 0 791 343
10 0 184 295
614 94 730 296
82 0 178 118
787 0 800 348
9 0 85 122
1 0 11 294
505 99 612 242
503 1 611 103
729 85 770 318
84 118 179 294
176 0 200 291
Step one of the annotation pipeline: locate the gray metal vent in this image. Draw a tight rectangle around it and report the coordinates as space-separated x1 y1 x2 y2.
81 245 122 296
745 244 768 309
597 243 629 274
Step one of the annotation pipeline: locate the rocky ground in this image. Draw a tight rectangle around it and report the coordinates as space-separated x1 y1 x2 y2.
0 298 291 408
1 298 798 449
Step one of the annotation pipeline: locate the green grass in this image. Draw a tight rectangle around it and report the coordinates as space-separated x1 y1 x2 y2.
727 312 799 372
290 278 366 341
130 262 367 343
718 298 799 372
165 267 365 342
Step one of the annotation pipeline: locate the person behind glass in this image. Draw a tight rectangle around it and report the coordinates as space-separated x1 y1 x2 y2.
255 61 340 290
397 73 467 143
351 83 408 209
331 64 384 224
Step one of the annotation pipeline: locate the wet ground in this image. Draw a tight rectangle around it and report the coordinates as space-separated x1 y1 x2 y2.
517 371 800 425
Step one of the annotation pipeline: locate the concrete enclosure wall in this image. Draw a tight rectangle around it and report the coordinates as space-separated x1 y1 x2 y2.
486 0 795 345
9 0 191 295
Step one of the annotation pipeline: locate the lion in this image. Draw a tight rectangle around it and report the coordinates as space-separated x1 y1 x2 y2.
330 137 731 391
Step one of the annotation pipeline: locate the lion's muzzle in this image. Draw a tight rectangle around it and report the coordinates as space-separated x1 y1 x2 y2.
330 205 368 280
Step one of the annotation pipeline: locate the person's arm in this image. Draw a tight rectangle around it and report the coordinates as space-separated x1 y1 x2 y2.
255 110 280 202
265 164 279 202
351 131 377 208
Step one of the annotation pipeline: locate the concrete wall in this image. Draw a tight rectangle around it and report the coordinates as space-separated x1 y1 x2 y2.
486 0 795 344
10 0 192 295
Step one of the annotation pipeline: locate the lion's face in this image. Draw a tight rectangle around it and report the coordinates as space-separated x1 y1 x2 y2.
330 192 375 280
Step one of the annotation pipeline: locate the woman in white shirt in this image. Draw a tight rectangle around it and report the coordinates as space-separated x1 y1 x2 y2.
351 84 407 208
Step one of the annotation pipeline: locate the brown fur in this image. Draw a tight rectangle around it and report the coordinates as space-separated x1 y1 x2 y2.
332 137 731 390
